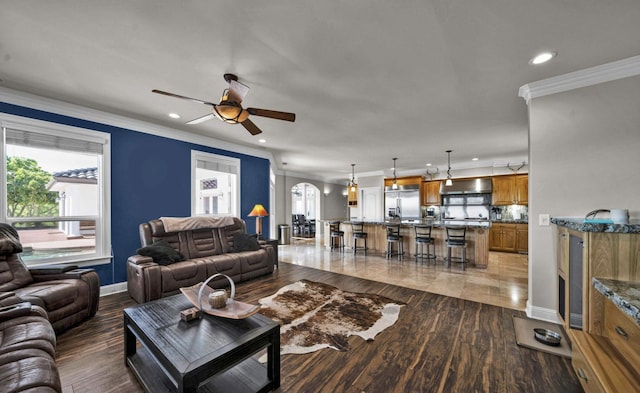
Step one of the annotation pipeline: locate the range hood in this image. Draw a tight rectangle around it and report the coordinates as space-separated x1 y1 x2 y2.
440 178 492 195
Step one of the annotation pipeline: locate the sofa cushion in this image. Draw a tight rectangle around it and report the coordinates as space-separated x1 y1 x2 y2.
137 240 185 266
0 348 61 393
232 233 260 253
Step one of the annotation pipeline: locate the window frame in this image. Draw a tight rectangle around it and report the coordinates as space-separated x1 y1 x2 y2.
191 150 241 217
0 115 111 267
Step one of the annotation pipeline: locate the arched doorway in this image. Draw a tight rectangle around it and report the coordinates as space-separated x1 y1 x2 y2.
291 182 320 238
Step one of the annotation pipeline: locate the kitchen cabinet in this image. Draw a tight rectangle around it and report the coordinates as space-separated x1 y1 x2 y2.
384 175 422 188
421 181 441 206
515 223 528 253
489 223 516 252
515 175 528 204
491 174 528 205
553 220 640 392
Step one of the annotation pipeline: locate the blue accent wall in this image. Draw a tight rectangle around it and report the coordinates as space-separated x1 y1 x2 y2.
0 102 271 286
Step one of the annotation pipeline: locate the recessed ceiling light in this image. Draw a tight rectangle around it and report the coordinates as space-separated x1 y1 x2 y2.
426 163 432 167
168 113 181 119
258 139 266 143
472 157 479 161
529 51 556 65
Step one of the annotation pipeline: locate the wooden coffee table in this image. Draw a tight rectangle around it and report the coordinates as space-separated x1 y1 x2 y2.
124 294 280 393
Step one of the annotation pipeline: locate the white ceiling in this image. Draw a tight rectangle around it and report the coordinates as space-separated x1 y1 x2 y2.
2 1 639 182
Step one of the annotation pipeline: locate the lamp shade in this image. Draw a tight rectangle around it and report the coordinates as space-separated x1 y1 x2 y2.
248 204 269 217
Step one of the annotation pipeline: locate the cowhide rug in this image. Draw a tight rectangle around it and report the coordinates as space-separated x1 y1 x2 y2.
258 279 405 357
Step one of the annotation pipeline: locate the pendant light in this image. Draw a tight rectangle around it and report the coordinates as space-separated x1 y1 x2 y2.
392 158 398 189
349 164 357 192
347 163 358 207
445 150 453 186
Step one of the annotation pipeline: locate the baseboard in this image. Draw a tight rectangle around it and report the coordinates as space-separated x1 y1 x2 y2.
100 282 128 297
525 300 561 324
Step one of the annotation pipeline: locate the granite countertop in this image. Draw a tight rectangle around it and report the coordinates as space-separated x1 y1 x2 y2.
551 217 640 233
592 277 640 326
491 219 528 224
337 219 491 228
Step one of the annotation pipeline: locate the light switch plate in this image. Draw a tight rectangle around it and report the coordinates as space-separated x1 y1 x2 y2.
539 214 550 226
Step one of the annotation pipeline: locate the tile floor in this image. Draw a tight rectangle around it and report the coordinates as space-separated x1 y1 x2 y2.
278 237 528 310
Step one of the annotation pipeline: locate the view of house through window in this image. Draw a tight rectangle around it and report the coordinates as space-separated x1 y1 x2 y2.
1 121 110 265
192 151 240 217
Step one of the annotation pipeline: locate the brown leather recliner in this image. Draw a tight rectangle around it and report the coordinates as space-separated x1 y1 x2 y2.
127 217 275 303
0 292 61 392
0 223 100 334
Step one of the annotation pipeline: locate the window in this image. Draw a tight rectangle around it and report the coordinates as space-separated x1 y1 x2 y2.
191 151 240 217
1 117 111 266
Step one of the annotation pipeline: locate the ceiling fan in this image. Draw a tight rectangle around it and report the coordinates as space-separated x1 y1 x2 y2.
152 73 296 135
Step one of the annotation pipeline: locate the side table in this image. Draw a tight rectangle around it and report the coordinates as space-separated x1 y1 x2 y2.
263 239 279 267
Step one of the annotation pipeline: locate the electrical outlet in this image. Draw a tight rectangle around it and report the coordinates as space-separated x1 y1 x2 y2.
539 214 550 226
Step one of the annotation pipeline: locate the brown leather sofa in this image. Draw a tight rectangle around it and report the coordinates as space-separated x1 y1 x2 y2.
0 292 61 393
127 217 275 303
0 224 100 334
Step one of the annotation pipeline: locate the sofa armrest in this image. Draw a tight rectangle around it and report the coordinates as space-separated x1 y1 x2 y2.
28 264 78 274
30 267 96 282
30 268 101 319
128 254 155 265
0 301 32 322
127 256 162 303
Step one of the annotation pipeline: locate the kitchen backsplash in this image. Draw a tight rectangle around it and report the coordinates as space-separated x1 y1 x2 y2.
491 205 528 221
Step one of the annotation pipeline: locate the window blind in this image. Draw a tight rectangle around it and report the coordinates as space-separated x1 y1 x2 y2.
5 128 103 154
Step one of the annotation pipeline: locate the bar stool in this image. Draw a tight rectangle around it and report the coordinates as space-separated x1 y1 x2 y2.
445 226 469 270
414 224 436 262
351 222 368 255
329 221 344 252
385 223 404 260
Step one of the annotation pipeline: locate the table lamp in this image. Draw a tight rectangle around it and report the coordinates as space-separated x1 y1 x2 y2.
248 204 268 239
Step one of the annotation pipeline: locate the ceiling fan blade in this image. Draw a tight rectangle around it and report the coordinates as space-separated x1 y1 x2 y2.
246 108 296 122
241 118 263 135
227 80 250 104
186 113 215 125
152 89 216 106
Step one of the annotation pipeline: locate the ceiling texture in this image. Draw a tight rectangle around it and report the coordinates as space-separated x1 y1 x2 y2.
1 1 640 182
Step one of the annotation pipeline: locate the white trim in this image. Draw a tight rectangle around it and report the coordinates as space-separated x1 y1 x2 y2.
525 300 560 324
519 54 640 103
100 282 128 297
0 86 274 162
0 114 112 266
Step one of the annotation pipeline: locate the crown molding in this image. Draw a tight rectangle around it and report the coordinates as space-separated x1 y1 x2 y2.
519 54 640 104
0 87 275 163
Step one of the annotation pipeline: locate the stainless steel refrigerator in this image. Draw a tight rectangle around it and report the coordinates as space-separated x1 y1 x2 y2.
385 185 420 220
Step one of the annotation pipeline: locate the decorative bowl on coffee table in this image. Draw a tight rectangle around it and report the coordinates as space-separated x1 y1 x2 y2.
180 273 260 319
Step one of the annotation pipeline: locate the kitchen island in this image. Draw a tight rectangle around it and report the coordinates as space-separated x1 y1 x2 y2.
324 219 490 268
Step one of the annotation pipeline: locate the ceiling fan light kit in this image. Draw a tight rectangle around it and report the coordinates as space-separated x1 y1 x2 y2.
152 73 295 136
213 102 249 124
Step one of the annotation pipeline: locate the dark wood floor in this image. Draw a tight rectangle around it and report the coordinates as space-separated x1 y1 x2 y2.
56 263 582 393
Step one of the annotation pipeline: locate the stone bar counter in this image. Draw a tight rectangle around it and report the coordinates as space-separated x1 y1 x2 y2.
324 219 490 268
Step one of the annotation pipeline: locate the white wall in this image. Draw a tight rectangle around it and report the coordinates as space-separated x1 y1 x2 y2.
527 75 640 321
274 173 347 229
